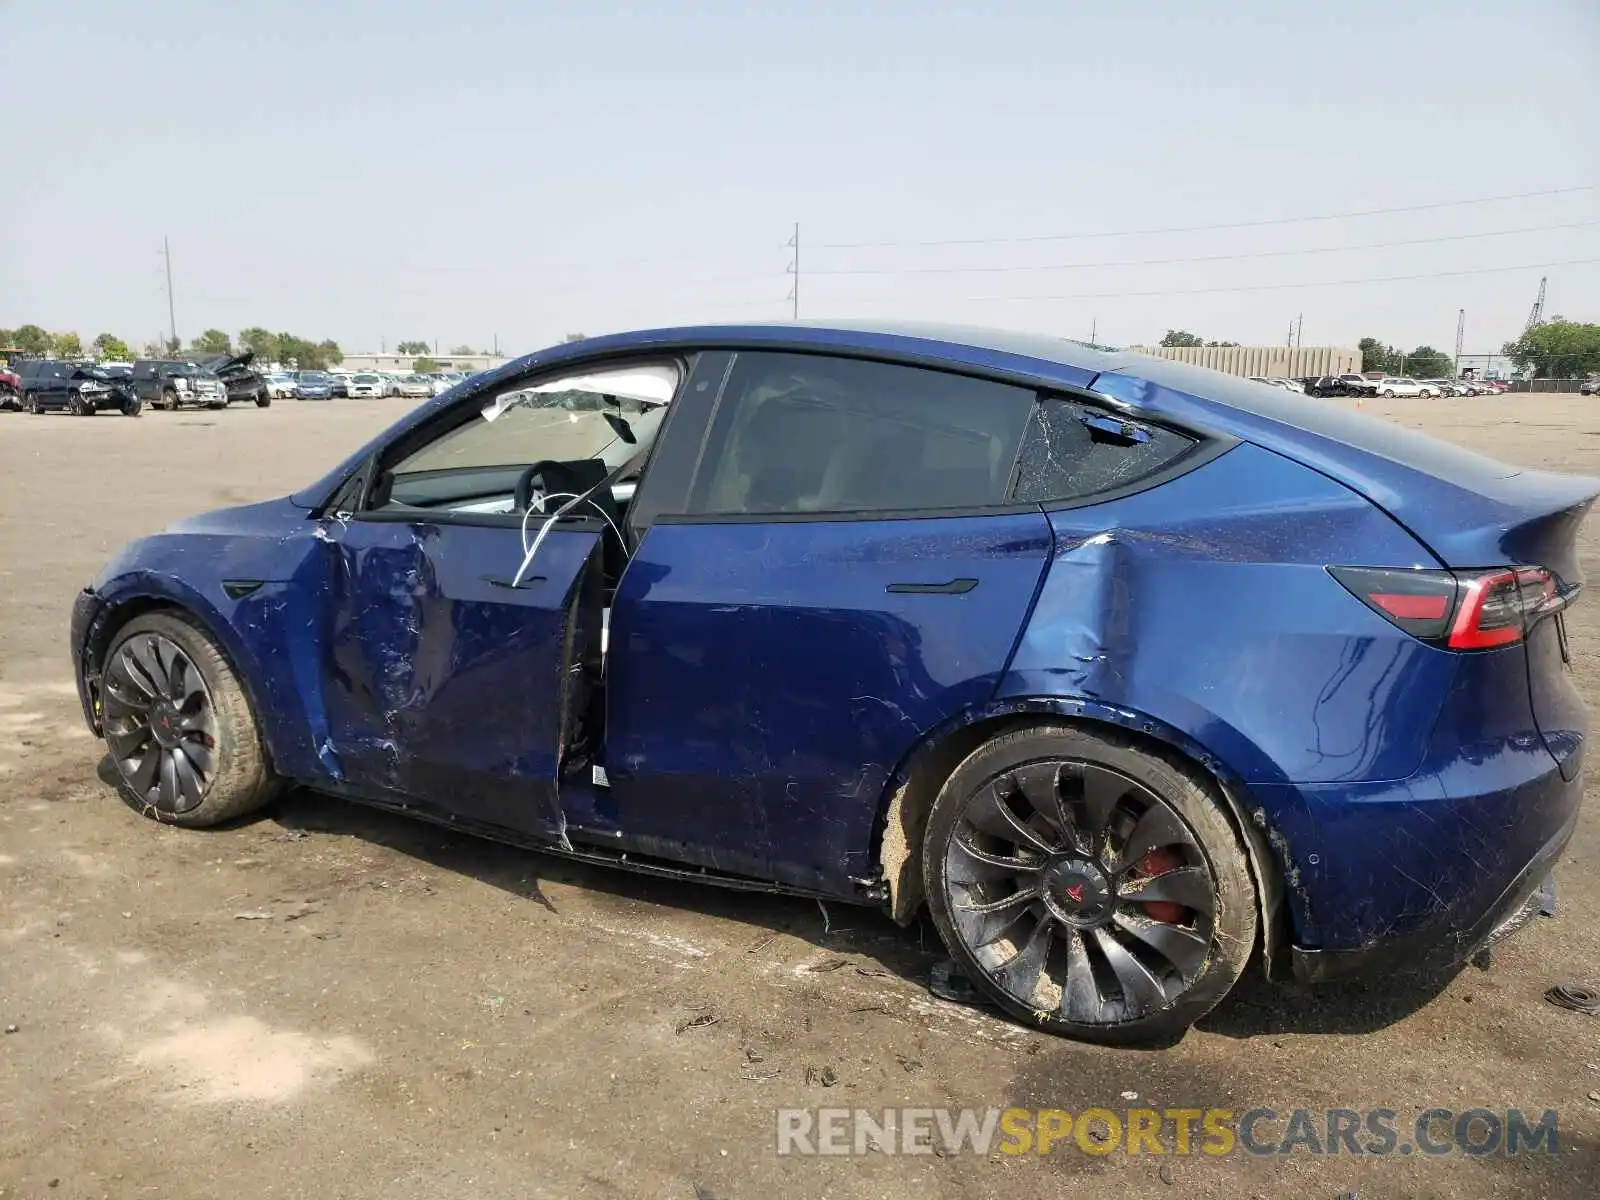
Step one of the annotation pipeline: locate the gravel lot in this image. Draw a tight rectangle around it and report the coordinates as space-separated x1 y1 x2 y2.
1 394 1597 1199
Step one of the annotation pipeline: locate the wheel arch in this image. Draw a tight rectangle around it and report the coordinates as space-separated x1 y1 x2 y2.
83 580 280 774
873 696 1294 980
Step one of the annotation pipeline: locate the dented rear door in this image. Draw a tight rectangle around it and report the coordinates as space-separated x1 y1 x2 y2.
319 516 603 844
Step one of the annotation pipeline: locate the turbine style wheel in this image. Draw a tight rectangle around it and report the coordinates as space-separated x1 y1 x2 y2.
100 612 278 827
923 724 1256 1045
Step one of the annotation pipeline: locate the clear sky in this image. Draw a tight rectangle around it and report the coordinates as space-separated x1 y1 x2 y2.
3 1 1596 358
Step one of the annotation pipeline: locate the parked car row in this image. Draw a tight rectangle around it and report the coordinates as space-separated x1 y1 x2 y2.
1300 374 1509 398
1 353 277 416
269 368 471 401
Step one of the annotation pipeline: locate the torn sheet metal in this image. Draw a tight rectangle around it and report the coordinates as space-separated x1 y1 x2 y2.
318 518 602 847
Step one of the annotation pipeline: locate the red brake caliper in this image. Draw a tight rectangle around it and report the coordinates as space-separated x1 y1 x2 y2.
1135 848 1188 923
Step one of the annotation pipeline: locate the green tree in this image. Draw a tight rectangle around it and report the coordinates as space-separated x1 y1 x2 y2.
92 333 133 361
396 340 431 355
413 356 441 374
1399 345 1453 379
13 324 52 355
238 328 282 363
53 331 84 358
1503 318 1600 379
316 339 343 366
1159 330 1205 348
1358 337 1399 374
449 344 475 356
192 328 232 354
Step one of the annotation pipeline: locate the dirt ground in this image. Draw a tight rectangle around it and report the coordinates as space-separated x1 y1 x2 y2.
1 393 1597 1199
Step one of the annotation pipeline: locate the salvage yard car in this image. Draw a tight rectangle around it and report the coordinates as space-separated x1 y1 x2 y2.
18 359 143 415
68 322 1593 1045
346 371 390 398
198 351 272 407
129 359 228 410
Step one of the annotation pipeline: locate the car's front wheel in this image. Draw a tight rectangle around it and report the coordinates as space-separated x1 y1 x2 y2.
23 391 40 414
922 724 1256 1045
255 392 271 408
100 612 278 827
1381 389 1395 397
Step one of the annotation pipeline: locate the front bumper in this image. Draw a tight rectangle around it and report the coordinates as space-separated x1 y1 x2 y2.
70 587 106 735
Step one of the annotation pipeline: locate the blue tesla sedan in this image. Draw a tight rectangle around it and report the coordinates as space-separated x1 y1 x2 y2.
68 322 1592 1044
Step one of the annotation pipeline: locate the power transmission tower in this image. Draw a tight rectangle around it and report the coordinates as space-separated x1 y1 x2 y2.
1524 276 1547 332
786 223 800 320
1454 309 1465 376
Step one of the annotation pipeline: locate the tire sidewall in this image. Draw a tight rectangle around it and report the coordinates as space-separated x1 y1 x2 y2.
921 722 1257 1045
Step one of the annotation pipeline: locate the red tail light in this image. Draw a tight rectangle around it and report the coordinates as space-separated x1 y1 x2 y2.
1329 565 1566 651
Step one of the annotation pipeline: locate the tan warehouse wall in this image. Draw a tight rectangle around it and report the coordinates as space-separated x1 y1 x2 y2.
1125 345 1361 377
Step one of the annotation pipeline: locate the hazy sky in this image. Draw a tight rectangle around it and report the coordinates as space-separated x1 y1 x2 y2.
4 1 1596 358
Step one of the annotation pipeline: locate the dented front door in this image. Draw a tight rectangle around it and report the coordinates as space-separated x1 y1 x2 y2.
318 517 602 844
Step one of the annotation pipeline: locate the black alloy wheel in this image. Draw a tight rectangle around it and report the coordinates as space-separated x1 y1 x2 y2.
102 631 220 815
924 725 1255 1044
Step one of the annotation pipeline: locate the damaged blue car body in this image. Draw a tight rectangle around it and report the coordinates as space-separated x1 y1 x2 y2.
71 321 1594 1042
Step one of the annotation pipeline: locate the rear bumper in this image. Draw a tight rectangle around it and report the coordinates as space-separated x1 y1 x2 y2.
1291 801 1576 983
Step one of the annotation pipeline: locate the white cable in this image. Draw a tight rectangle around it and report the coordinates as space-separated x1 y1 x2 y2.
511 490 627 589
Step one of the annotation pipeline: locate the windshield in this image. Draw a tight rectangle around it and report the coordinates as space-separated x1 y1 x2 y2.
300 372 331 384
353 374 381 383
165 363 203 376
399 389 668 478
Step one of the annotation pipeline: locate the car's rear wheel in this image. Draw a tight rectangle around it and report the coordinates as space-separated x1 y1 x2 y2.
100 612 278 827
24 391 40 414
922 724 1256 1045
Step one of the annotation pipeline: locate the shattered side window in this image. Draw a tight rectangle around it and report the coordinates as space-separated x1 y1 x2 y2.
1011 397 1195 504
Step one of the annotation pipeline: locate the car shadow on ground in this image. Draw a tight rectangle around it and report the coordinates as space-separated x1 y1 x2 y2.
108 767 1459 1045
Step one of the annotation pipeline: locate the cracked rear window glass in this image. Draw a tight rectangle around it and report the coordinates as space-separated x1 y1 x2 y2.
1011 398 1195 504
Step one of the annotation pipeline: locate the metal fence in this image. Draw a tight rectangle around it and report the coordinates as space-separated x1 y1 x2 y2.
1125 345 1362 378
1505 379 1595 394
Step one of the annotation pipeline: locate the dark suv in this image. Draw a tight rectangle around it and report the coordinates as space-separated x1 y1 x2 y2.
18 360 142 416
196 351 271 407
129 360 229 410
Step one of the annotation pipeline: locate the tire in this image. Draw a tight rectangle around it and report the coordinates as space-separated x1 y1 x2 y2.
162 389 179 411
24 391 41 414
122 395 143 417
100 611 279 828
922 723 1256 1046
255 392 271 408
1381 389 1395 398
68 390 90 417
0 387 17 412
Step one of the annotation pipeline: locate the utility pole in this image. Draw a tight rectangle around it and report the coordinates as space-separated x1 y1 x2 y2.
1294 313 1303 350
786 222 800 320
1089 316 1097 347
162 237 177 350
1454 309 1465 378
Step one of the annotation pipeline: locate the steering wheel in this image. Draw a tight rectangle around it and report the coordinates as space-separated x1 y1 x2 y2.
514 460 580 514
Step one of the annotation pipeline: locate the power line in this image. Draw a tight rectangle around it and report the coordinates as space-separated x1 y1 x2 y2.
816 185 1597 250
818 258 1599 305
807 220 1600 277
